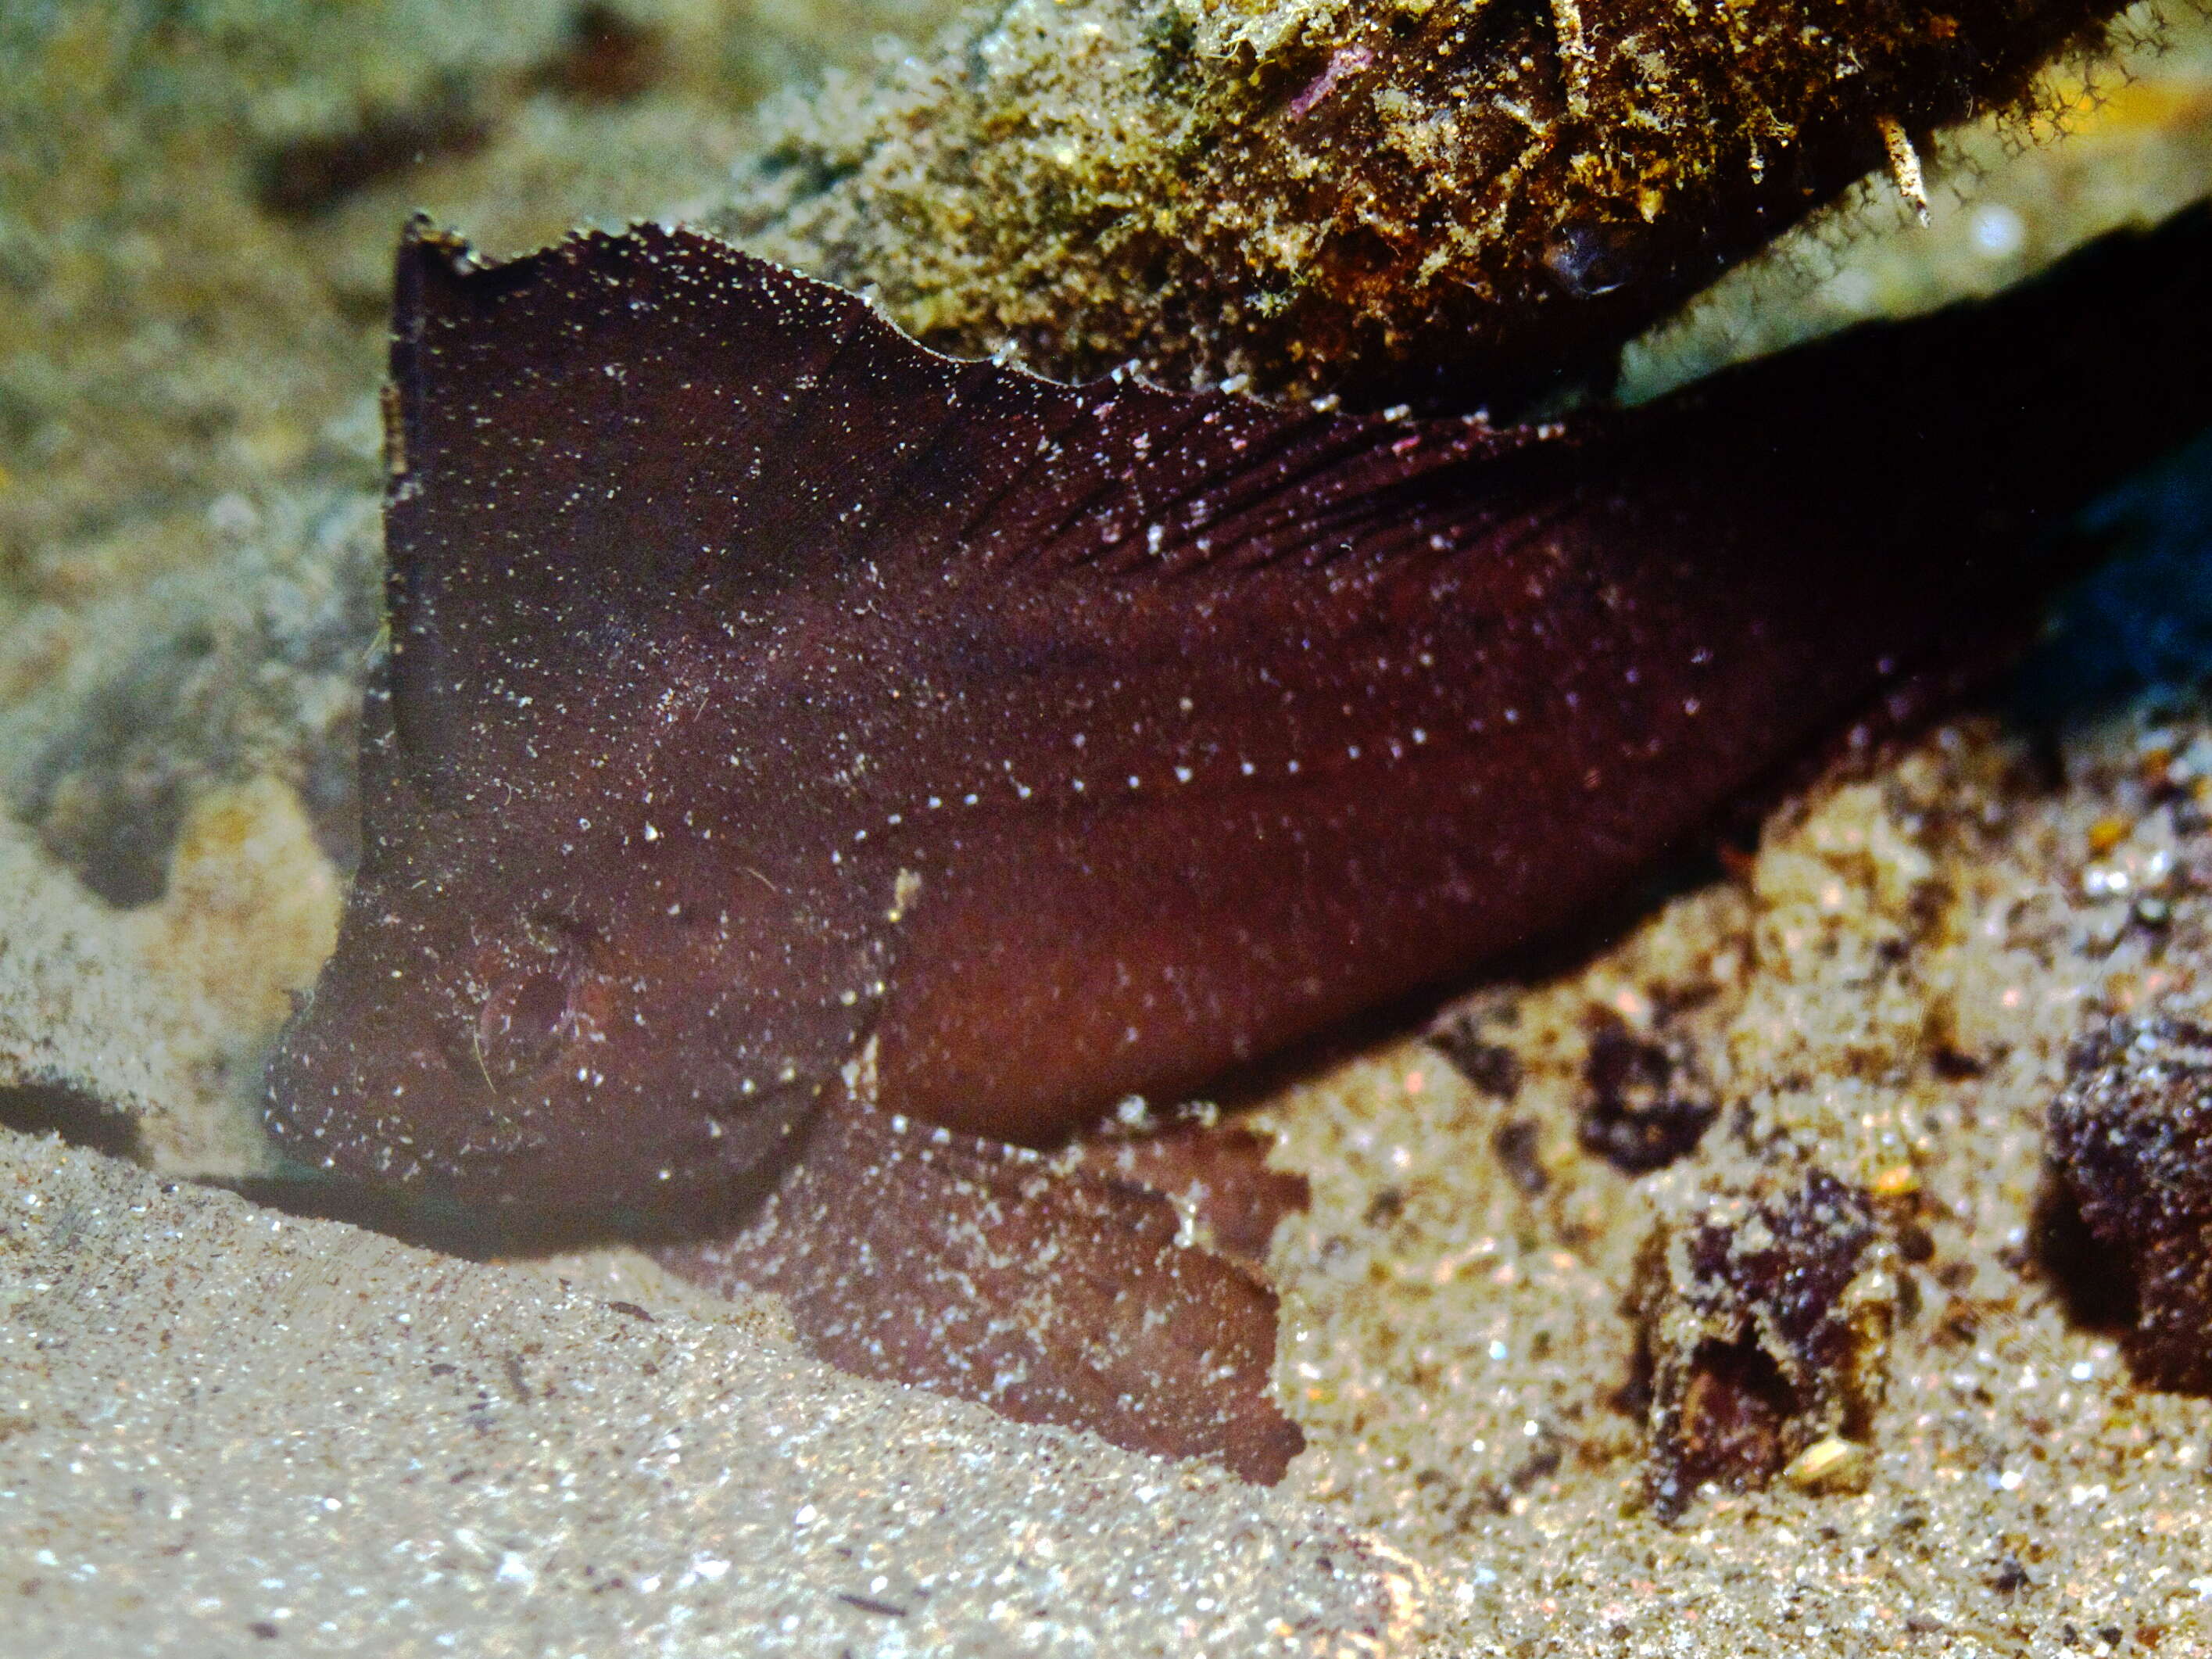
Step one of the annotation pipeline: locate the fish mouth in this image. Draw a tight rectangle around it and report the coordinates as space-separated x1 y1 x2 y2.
257 853 888 1219
261 987 824 1218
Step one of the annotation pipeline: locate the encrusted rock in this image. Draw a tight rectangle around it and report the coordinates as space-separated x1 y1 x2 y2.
2049 1016 2212 1393
1573 1012 1719 1176
728 0 2139 407
1628 1166 1895 1518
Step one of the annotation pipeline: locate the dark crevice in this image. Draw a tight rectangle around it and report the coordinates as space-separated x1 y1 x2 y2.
0 1084 144 1161
255 73 495 222
254 5 667 224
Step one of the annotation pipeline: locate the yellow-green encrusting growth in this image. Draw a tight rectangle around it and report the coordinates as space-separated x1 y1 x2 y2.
723 0 2139 407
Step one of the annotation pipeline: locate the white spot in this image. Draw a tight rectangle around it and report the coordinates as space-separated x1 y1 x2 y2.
1823 268 1876 313
1970 202 2025 258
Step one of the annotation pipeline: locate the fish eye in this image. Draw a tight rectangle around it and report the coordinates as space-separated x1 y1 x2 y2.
475 966 573 1080
446 916 594 1086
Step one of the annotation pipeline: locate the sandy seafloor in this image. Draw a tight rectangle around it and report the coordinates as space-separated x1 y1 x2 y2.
5 2 2212 1654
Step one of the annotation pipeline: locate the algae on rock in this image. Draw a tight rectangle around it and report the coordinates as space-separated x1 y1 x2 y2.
725 0 2149 407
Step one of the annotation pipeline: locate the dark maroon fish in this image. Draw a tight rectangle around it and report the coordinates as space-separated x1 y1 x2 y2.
266 208 2210 1478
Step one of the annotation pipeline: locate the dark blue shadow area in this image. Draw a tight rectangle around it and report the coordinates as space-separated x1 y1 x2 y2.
2012 426 2212 726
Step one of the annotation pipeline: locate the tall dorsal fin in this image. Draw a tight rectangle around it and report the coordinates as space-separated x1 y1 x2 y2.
377 207 2212 826
377 216 1559 804
382 221 1559 632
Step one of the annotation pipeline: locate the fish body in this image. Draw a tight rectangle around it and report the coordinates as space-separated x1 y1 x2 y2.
266 209 2212 1218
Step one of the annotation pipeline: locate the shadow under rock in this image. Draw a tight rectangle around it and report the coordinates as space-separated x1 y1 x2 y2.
0 1083 144 1161
2028 1165 2141 1337
2011 426 2212 729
